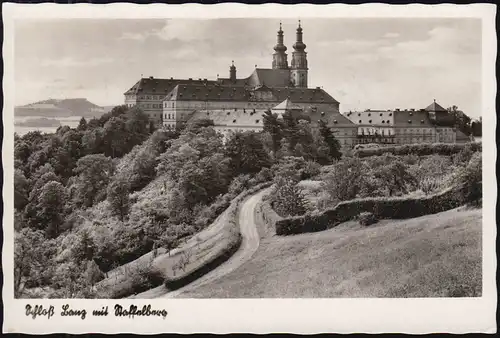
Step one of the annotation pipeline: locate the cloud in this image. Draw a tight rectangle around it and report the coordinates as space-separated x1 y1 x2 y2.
383 32 400 39
119 32 149 41
40 57 114 68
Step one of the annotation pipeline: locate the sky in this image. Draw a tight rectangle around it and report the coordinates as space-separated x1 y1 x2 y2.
14 18 482 117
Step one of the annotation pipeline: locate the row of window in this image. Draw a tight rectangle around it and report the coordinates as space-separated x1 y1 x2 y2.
138 103 163 109
137 95 164 100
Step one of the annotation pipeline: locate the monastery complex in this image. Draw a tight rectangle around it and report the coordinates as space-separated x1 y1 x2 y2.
124 22 466 148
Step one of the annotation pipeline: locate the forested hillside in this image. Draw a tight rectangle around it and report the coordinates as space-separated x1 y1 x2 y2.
14 105 345 298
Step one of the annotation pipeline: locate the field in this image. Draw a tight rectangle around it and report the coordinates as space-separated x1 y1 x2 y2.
179 206 482 298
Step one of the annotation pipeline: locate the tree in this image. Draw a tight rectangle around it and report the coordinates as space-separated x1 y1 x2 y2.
103 116 128 157
62 129 84 160
125 107 151 146
224 131 271 176
14 140 31 164
81 127 104 155
262 109 284 157
271 177 308 217
37 181 66 238
447 106 472 136
324 157 363 202
178 153 231 208
77 117 88 131
14 228 54 296
281 111 300 155
107 177 131 221
72 154 114 208
318 119 342 161
128 148 158 191
72 229 97 262
371 160 416 196
14 169 29 210
185 118 215 134
471 118 482 137
150 129 177 155
294 120 317 161
84 260 104 287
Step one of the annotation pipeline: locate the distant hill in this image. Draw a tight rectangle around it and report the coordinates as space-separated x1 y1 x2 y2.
15 98 109 117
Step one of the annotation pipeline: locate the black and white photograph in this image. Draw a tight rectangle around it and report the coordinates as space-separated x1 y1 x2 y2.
2 3 496 334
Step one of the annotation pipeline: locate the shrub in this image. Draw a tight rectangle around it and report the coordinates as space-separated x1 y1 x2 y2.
271 177 309 217
275 183 470 235
353 142 482 158
453 152 482 206
255 167 273 183
323 157 363 201
419 177 442 195
303 160 321 179
358 212 378 226
453 143 474 166
271 156 308 181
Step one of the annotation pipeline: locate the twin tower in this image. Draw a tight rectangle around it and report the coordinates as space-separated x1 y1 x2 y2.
272 21 308 88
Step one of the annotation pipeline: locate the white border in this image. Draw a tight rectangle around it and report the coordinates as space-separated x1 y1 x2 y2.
2 3 497 334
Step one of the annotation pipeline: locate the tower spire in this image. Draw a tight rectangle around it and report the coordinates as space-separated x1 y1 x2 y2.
272 21 288 69
290 20 308 88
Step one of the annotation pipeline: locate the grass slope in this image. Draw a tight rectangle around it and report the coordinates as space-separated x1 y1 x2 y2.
180 207 482 298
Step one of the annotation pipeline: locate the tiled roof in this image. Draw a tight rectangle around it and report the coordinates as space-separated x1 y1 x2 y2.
272 98 303 111
424 101 447 112
248 68 293 87
162 83 339 104
302 106 355 127
217 77 251 87
124 77 217 96
393 109 435 127
190 108 267 127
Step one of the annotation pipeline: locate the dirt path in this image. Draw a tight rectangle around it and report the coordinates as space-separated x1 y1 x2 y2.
160 188 271 298
128 187 271 299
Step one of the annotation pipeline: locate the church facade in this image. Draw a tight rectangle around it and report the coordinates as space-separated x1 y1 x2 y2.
123 22 359 148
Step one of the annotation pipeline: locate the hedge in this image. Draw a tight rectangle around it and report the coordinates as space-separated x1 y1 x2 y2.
275 182 478 236
353 142 481 158
163 181 273 291
257 198 283 236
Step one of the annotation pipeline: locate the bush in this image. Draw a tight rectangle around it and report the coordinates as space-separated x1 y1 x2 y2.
303 160 321 179
323 157 363 202
353 142 481 158
419 177 442 195
358 212 378 226
275 183 470 236
453 143 475 166
453 152 482 206
271 156 308 181
270 178 308 217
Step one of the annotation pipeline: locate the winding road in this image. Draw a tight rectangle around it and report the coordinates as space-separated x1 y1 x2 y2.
130 187 271 299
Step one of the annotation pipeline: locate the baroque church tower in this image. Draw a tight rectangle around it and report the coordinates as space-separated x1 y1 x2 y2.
290 21 308 88
272 22 289 69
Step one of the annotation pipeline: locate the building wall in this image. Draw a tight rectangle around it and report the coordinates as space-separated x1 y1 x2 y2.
125 94 166 125
161 98 340 129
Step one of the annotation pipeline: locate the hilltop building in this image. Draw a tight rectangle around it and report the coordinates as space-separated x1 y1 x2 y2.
124 22 358 148
344 100 457 145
